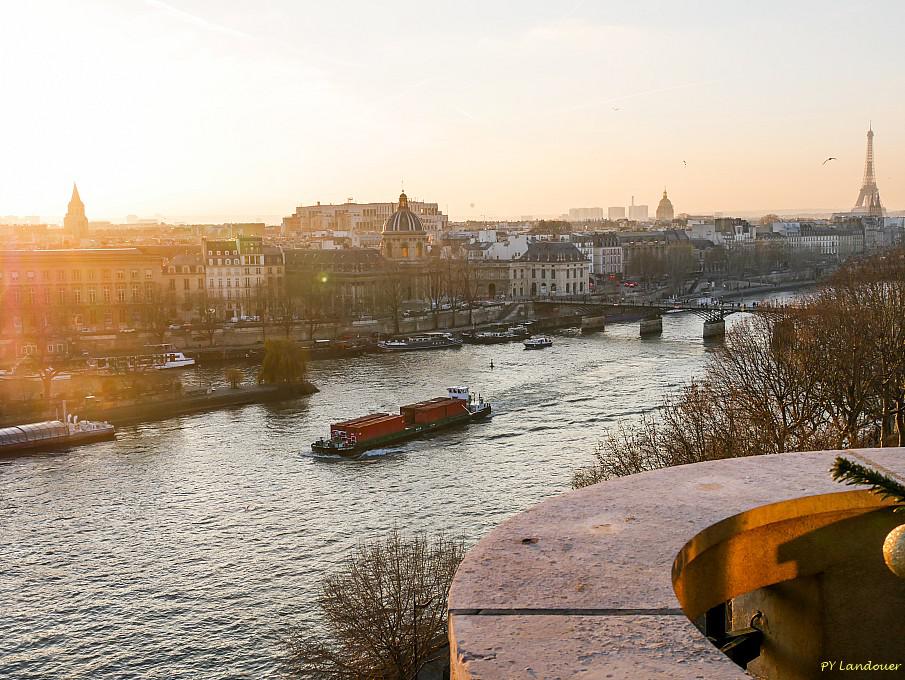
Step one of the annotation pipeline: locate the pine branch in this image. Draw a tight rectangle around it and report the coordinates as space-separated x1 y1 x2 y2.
830 456 905 507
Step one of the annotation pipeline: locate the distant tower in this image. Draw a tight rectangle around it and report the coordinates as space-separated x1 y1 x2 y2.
64 183 89 239
853 126 884 216
656 188 674 222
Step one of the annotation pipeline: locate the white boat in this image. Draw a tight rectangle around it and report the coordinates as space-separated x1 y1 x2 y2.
523 335 553 349
154 350 196 369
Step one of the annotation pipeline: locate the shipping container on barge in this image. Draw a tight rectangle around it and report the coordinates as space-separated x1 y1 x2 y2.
311 387 491 457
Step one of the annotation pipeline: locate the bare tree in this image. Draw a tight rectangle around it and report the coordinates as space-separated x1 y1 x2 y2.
284 529 465 680
379 264 406 335
426 257 446 330
573 248 905 488
195 291 223 346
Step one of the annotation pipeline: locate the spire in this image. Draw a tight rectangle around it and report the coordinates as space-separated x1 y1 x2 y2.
398 191 409 210
70 183 83 207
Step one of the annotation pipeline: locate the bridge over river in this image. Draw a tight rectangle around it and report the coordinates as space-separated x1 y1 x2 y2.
533 296 795 337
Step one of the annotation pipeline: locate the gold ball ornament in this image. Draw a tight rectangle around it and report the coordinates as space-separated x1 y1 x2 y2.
883 524 905 579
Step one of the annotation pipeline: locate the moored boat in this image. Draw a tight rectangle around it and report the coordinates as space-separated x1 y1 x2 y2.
523 335 553 349
377 332 463 351
0 411 115 455
311 387 491 457
471 331 512 345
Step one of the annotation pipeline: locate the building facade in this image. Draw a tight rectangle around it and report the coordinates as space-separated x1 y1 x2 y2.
0 248 166 359
510 242 589 298
201 236 284 320
283 196 448 238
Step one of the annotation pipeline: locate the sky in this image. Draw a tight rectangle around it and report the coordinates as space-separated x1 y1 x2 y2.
1 0 904 222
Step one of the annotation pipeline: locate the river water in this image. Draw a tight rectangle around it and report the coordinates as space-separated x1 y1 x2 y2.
0 305 783 679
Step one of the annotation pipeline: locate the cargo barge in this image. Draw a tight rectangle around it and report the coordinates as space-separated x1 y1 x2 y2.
311 387 491 457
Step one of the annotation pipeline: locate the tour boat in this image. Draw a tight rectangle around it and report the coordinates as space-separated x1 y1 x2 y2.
523 335 554 349
88 344 195 372
0 405 115 455
377 333 463 352
311 387 491 457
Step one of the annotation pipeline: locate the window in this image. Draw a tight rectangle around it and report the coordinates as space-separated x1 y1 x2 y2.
88 288 97 303
42 271 50 281
130 270 138 280
72 270 81 282
74 289 82 304
58 288 65 304
103 287 111 303
117 270 125 281
117 288 126 303
183 279 190 290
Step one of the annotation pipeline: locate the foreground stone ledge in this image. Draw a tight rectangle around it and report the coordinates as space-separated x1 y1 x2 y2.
449 448 905 679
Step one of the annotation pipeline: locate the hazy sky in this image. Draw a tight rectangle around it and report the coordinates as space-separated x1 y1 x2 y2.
1 0 903 222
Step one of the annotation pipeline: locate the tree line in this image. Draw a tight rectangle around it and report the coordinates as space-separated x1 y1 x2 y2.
574 249 905 488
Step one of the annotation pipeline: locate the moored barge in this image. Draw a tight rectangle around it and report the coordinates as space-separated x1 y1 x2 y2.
0 413 115 455
311 387 491 457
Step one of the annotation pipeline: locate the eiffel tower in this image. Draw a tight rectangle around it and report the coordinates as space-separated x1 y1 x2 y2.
853 125 884 216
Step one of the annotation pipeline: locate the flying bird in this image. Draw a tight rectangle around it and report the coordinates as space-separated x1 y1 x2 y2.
612 106 621 111
822 157 837 165
682 160 687 167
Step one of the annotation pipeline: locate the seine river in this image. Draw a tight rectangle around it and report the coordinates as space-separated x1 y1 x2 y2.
0 303 789 679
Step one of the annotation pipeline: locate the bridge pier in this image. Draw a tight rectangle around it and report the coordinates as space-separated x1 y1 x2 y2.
580 314 606 333
703 318 726 338
639 316 663 337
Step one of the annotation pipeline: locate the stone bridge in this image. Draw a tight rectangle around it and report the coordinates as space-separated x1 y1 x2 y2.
533 297 790 337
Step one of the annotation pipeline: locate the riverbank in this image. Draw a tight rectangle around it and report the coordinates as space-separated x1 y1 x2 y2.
716 278 818 300
0 382 318 428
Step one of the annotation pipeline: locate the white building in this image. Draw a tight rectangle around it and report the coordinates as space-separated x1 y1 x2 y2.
572 234 623 276
510 241 589 298
608 207 626 221
628 199 648 221
201 235 283 320
684 217 719 244
568 207 604 221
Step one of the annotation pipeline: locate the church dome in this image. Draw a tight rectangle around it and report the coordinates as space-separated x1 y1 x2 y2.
383 191 425 233
656 189 674 221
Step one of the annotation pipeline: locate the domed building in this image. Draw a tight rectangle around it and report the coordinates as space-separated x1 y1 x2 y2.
381 191 428 261
656 189 674 222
